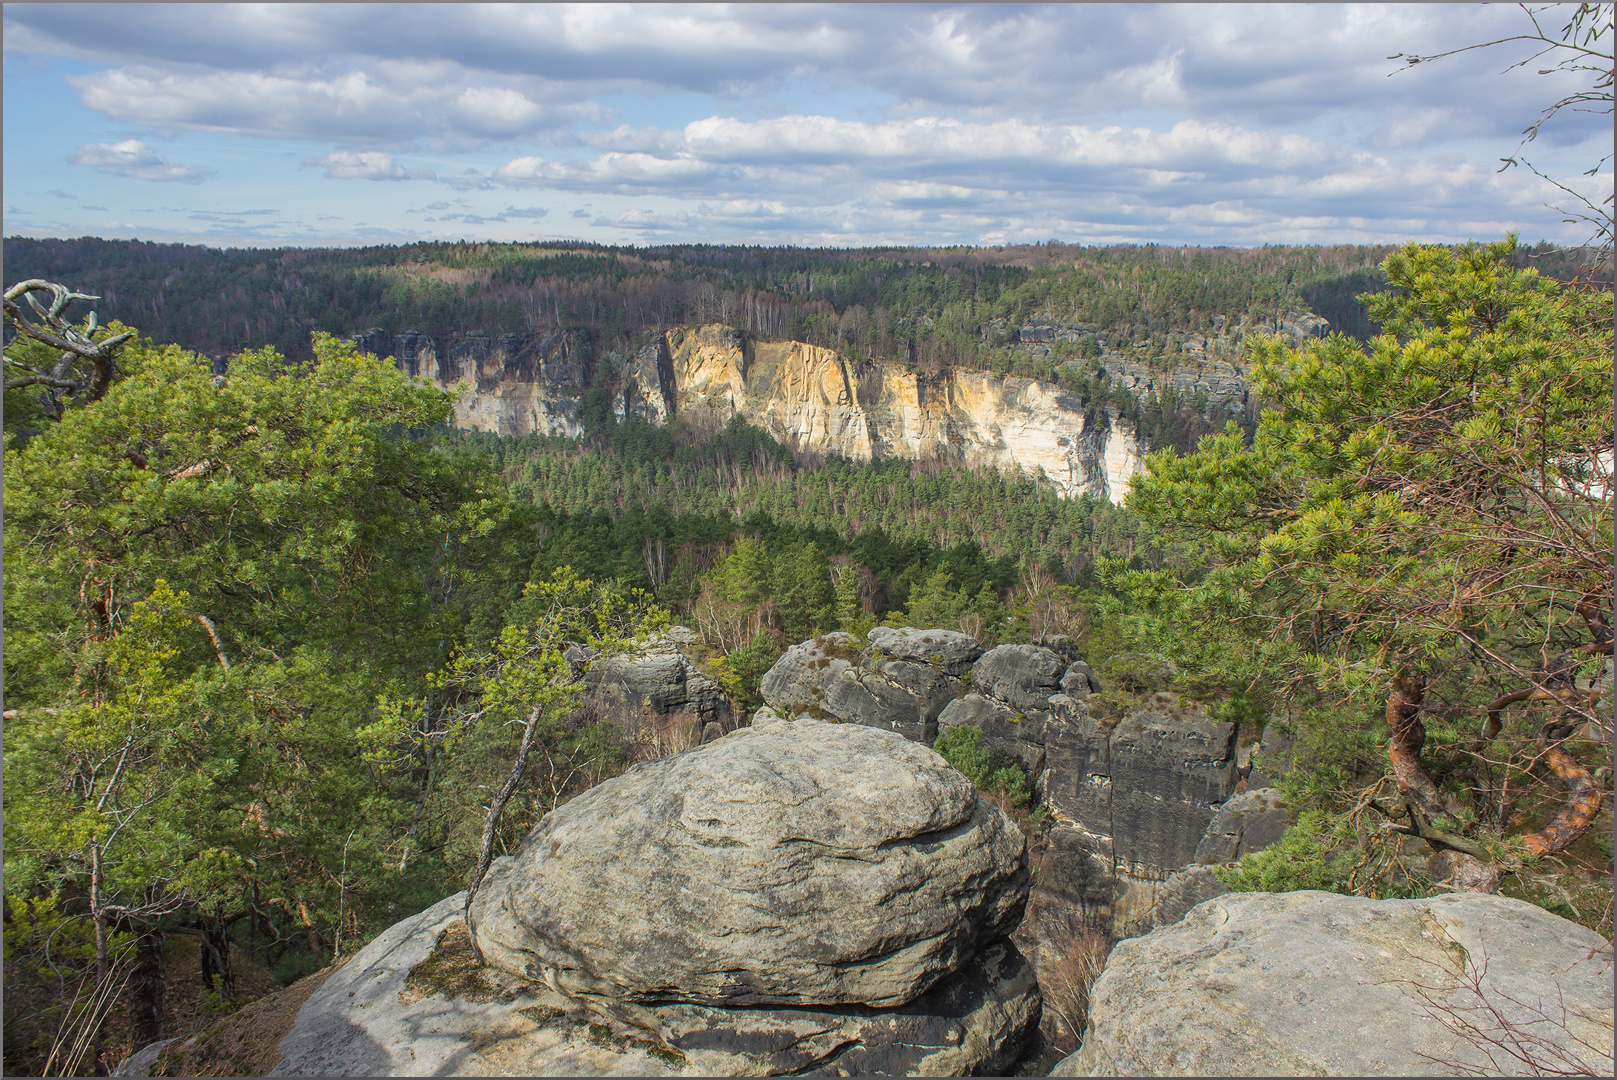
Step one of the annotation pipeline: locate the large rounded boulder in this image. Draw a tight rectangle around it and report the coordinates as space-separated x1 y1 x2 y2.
1055 890 1614 1077
468 716 1028 1009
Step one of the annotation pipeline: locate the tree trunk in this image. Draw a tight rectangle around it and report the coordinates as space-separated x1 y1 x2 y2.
1385 669 1447 818
198 910 235 998
1387 670 1501 893
465 704 544 935
88 842 112 1076
1518 725 1606 856
127 929 165 1052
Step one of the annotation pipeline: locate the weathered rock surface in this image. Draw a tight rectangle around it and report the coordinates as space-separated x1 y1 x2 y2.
1245 721 1297 790
759 631 1268 943
647 936 1039 1077
469 718 1027 1009
759 632 967 742
352 327 593 438
971 644 1067 713
585 629 728 729
360 323 1150 503
1192 787 1287 865
1108 866 1228 942
1056 891 1616 1077
866 626 983 675
1058 660 1098 698
270 892 1038 1077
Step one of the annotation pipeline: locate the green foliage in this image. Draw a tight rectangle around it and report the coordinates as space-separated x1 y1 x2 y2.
367 568 670 883
1127 237 1613 912
1214 811 1350 894
933 725 1032 810
2 319 514 1064
887 565 1008 643
1127 238 1612 686
715 637 785 716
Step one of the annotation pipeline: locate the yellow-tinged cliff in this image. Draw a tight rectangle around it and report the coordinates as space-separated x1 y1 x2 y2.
357 324 1147 503
622 325 1144 503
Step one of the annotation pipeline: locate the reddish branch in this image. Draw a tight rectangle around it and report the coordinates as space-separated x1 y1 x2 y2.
1387 669 1449 819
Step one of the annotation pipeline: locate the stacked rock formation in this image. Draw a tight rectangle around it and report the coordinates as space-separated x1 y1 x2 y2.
271 716 1040 1076
755 629 1289 945
582 626 733 743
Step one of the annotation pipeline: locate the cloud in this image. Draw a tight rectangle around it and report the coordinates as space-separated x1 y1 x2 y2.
65 63 601 148
431 204 549 224
83 205 109 211
68 140 213 183
304 151 435 181
48 188 77 199
492 114 1343 202
6 3 1607 247
12 4 1601 142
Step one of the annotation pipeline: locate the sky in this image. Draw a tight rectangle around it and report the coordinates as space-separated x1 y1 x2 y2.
2 3 1611 250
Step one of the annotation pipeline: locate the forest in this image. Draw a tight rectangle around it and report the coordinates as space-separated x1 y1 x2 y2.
2 237 1612 1075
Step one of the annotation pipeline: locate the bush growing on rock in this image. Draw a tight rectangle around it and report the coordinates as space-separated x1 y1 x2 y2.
934 724 1033 810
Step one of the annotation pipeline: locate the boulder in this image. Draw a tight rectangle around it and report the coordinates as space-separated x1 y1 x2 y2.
1059 661 1098 698
1056 891 1616 1077
271 893 1038 1077
648 937 1039 1076
759 632 966 742
469 718 1028 1009
1191 787 1288 865
586 630 727 728
866 626 983 675
971 644 1066 713
1245 721 1296 790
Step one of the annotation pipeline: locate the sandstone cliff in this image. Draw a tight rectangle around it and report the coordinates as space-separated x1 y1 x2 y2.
356 325 1148 504
352 328 594 440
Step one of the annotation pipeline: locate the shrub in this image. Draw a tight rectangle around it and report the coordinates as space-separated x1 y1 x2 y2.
933 725 1032 810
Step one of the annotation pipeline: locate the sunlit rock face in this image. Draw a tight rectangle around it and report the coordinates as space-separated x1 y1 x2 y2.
356 323 1149 504
628 325 1147 504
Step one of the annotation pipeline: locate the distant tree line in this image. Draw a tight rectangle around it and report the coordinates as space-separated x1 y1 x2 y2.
2 236 1446 372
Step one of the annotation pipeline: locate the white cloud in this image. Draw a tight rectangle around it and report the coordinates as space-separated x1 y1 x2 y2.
495 151 720 191
68 64 596 147
68 140 213 183
7 3 1609 247
17 4 1599 144
493 114 1350 203
304 151 435 182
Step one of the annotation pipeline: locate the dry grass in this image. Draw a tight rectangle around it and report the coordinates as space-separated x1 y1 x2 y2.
623 708 704 764
1034 925 1113 1056
146 962 342 1077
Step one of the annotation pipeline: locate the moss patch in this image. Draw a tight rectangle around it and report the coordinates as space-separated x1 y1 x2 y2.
401 920 521 1004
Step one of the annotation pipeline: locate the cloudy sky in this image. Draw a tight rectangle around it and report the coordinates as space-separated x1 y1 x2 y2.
3 3 1610 249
